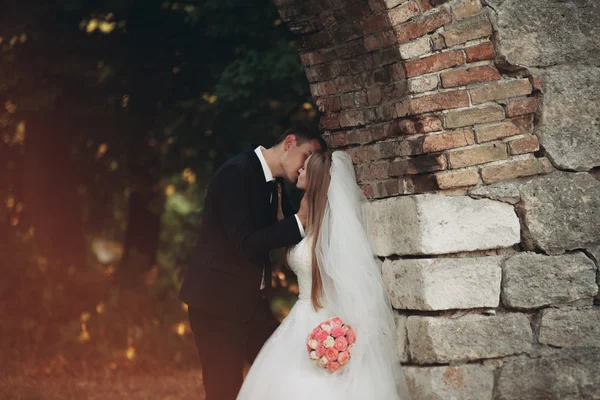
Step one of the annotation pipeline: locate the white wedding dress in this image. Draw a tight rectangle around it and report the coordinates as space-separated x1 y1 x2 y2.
237 151 410 400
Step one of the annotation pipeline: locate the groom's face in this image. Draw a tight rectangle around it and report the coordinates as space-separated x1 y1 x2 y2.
281 136 320 183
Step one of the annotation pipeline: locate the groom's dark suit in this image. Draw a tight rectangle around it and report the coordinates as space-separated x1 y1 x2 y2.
180 146 303 400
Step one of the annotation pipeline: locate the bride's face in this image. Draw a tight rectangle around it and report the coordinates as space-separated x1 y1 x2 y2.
296 155 311 191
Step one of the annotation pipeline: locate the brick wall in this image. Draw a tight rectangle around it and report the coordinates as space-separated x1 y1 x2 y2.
276 0 551 198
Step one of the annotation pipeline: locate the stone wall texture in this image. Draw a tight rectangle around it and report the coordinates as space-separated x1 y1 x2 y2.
274 0 600 398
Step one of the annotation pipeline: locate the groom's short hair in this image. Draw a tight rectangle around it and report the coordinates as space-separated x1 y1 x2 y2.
276 125 328 151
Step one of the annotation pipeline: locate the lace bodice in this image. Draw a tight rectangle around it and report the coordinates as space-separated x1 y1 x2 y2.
287 237 313 300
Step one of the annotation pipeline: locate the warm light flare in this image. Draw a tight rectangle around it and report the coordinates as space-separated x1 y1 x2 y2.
125 347 136 360
182 168 196 184
96 143 109 159
176 322 186 336
96 302 105 314
165 185 176 196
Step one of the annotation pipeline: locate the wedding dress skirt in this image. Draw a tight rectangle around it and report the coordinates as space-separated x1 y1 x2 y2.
237 238 404 400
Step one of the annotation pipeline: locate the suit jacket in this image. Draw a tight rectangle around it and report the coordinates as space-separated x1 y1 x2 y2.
179 147 303 321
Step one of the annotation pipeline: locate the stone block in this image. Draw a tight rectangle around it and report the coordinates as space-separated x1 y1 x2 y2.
368 194 520 256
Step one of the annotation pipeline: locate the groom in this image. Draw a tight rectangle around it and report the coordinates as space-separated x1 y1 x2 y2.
180 125 325 400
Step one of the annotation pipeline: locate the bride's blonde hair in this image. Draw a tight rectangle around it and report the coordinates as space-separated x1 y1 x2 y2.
304 150 333 310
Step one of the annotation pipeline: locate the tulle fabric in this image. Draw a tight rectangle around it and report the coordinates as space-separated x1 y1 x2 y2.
237 151 410 400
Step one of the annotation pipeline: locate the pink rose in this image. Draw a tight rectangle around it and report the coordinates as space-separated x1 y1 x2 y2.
337 351 350 365
334 336 348 351
331 326 345 338
316 343 326 357
346 329 356 344
330 317 343 327
315 330 329 342
312 327 322 336
325 348 338 362
342 325 350 333
327 361 342 372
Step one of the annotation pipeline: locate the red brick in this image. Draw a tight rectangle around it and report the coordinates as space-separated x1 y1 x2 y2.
356 162 389 181
305 64 335 83
300 31 333 50
360 183 374 199
340 110 366 127
505 97 537 117
396 89 469 116
390 63 408 81
373 140 415 159
389 153 446 176
319 113 341 130
299 51 325 66
395 8 453 43
364 35 382 52
335 76 363 93
332 132 347 147
310 81 336 97
346 146 374 163
379 30 397 48
405 50 465 78
441 65 501 88
315 96 341 112
508 135 540 155
418 0 452 12
398 115 443 134
367 87 383 105
441 17 492 47
435 169 479 189
475 116 532 143
448 143 507 168
423 129 475 152
346 129 373 145
480 156 552 184
369 0 388 13
465 42 495 62
531 75 543 91
389 1 421 26
372 179 401 198
470 79 532 105
361 14 390 35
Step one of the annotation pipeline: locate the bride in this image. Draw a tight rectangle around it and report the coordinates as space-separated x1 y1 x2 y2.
237 151 411 400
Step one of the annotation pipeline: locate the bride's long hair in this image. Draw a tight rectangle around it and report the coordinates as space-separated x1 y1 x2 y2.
304 150 332 310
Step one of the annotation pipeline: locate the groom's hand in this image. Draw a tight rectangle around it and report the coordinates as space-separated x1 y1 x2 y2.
297 195 308 228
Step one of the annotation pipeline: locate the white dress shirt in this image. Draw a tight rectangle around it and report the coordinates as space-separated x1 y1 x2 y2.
254 146 305 289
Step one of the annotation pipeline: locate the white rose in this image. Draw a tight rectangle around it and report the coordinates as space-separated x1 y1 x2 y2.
310 351 319 360
324 336 335 348
309 339 318 350
321 324 332 333
319 356 329 365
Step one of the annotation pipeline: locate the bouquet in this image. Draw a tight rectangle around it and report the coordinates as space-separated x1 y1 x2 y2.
306 317 356 373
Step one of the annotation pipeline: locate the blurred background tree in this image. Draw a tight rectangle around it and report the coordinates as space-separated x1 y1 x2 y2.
0 0 317 371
